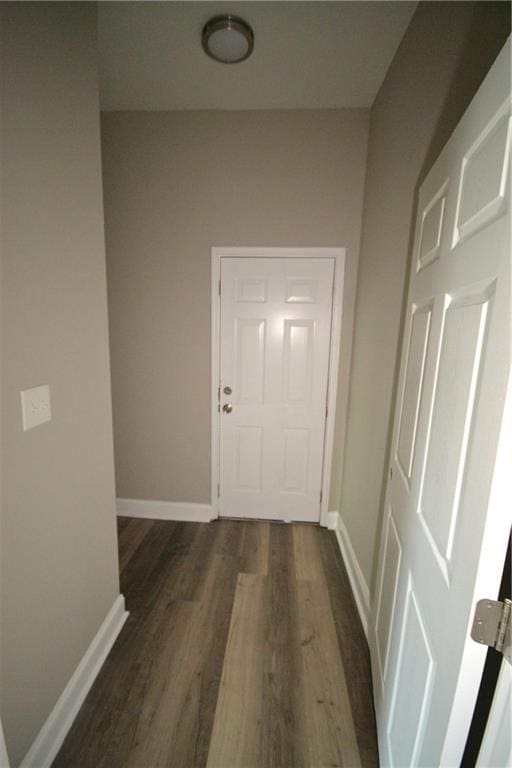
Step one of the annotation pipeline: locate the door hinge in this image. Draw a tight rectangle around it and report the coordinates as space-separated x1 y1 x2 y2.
320 490 323 503
217 483 220 498
218 279 221 296
217 385 221 402
471 598 511 664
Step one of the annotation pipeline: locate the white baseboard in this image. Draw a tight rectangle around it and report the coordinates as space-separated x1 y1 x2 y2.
20 595 128 768
0 720 10 768
326 510 339 530
116 497 214 523
334 515 371 639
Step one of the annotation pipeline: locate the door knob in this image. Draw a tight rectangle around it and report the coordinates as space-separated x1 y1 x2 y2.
222 403 233 414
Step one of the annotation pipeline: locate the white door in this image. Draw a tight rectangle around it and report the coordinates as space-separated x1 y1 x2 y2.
218 257 334 522
476 660 512 768
370 39 511 767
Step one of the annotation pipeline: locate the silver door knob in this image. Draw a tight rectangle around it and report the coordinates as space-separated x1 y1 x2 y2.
222 403 233 414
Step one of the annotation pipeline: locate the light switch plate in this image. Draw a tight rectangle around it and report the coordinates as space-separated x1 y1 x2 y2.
21 384 52 431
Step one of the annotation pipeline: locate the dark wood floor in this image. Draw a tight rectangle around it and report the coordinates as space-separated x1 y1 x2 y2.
53 517 378 767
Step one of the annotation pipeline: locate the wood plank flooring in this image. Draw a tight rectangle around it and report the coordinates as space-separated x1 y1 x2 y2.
52 518 378 768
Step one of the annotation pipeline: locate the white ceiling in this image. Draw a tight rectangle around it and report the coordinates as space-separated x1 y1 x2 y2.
98 1 417 111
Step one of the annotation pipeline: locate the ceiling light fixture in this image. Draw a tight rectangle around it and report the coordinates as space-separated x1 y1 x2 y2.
202 15 254 64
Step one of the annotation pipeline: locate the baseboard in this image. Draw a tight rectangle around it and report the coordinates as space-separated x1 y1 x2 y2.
0 720 10 768
116 497 214 523
20 595 128 768
326 510 339 530
334 515 371 639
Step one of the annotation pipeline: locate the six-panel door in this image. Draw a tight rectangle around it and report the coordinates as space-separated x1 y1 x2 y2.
370 40 511 767
219 257 334 522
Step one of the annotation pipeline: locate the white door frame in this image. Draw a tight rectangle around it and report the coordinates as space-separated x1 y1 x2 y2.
211 246 345 527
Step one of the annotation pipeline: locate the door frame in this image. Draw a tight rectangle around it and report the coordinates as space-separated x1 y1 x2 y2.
210 246 345 526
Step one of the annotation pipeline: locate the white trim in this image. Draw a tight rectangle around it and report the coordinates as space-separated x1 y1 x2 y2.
211 250 221 519
0 720 10 768
211 246 346 528
334 514 371 638
326 510 339 530
476 660 512 767
116 497 214 523
20 595 128 768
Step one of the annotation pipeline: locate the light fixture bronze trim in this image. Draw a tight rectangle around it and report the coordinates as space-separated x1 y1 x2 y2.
202 15 254 64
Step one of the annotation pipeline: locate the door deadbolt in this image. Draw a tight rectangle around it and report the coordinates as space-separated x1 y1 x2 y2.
222 403 233 414
223 386 232 395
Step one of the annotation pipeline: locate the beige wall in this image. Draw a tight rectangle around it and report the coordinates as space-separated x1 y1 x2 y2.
0 4 120 765
102 109 369 506
337 1 511 591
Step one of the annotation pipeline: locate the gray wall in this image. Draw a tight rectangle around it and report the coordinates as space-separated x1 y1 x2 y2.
337 1 511 592
101 109 369 507
0 4 120 765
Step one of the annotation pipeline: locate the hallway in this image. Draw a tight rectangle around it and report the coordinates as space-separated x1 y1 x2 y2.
53 518 378 767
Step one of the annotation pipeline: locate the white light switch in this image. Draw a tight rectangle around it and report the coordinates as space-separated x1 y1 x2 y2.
21 385 52 431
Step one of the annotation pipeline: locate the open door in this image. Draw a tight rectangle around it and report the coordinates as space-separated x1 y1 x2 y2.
370 38 511 767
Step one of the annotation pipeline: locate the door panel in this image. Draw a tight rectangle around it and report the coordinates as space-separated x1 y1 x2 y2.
234 426 263 491
375 507 402 687
454 101 510 244
371 40 511 767
235 318 265 403
419 286 493 566
387 579 435 768
417 182 447 271
283 320 314 404
219 257 334 522
281 427 309 493
396 301 433 484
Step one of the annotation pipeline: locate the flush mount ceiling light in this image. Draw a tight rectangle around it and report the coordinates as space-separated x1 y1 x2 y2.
202 15 254 64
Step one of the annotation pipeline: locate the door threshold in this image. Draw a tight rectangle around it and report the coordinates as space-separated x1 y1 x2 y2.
218 516 320 526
